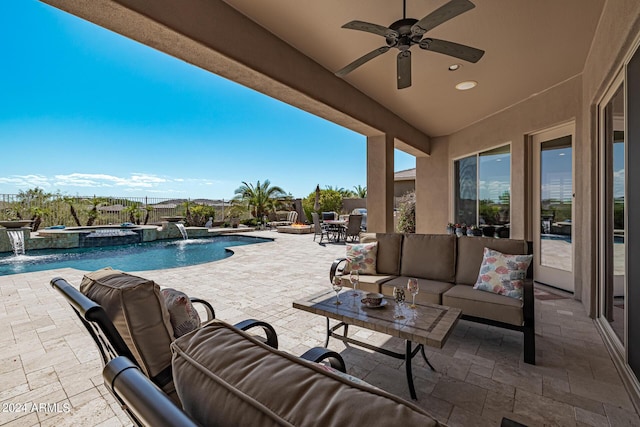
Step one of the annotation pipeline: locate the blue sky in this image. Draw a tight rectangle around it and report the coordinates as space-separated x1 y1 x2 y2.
0 1 415 200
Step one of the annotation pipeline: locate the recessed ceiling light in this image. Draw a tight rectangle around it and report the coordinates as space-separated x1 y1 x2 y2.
448 64 461 71
455 80 477 90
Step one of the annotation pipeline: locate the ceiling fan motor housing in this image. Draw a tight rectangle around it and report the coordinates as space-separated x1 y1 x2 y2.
336 0 484 89
388 18 423 48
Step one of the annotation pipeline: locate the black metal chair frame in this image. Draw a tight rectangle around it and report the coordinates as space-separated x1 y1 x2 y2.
104 356 201 427
52 276 347 426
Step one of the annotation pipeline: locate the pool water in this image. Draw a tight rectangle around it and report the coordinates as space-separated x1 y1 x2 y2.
0 235 271 276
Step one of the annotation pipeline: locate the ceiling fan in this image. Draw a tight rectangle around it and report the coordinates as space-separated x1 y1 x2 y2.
335 0 485 89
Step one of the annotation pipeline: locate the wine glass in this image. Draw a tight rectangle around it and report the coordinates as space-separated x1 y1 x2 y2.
393 286 406 320
332 275 343 305
349 270 360 296
407 278 419 309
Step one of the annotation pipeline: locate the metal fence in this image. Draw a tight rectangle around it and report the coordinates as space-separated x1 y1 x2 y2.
0 194 232 229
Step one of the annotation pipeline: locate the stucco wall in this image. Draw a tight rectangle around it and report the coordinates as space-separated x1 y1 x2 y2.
417 0 640 314
394 181 415 199
417 75 582 241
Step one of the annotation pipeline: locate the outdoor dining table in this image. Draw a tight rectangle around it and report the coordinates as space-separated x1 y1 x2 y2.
323 219 348 242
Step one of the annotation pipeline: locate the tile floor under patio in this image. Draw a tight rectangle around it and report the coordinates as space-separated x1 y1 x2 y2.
0 230 638 426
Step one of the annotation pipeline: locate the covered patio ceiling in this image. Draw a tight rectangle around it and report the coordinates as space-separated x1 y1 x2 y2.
224 0 604 137
40 0 605 150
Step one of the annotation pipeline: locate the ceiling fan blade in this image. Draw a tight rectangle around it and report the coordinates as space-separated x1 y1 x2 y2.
411 0 475 36
419 38 484 63
335 46 391 77
342 20 399 41
397 51 412 89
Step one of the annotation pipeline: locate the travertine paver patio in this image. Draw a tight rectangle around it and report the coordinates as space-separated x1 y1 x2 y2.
0 231 639 426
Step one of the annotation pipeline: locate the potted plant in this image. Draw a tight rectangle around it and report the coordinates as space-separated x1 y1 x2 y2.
446 223 455 235
482 225 496 237
467 225 481 236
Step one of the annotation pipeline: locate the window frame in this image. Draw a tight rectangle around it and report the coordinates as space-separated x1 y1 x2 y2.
451 143 512 227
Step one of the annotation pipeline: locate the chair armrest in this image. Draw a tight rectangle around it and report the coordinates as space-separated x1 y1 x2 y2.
189 298 215 322
300 347 346 373
234 319 279 349
330 258 348 283
103 356 200 427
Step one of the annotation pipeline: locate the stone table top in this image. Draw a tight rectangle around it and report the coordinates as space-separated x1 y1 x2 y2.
293 290 461 349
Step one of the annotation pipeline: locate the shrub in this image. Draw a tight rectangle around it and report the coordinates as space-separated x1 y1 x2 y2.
302 188 343 222
241 218 260 227
397 191 416 233
185 204 217 227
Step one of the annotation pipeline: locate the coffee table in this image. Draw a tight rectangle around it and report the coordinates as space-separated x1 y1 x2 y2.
293 290 461 399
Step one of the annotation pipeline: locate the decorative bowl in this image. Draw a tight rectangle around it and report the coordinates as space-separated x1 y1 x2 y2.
0 220 34 229
161 216 185 222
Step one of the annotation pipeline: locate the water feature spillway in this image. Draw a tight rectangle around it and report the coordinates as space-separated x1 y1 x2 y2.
175 223 188 240
79 228 142 248
7 230 25 255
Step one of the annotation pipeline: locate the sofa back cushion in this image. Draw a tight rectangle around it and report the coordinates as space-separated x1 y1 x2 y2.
400 234 457 282
456 237 530 285
359 232 403 275
80 268 175 382
171 320 442 427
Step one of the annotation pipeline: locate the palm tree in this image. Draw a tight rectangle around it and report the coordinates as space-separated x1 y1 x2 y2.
233 180 287 219
353 185 367 198
86 196 109 226
324 186 356 198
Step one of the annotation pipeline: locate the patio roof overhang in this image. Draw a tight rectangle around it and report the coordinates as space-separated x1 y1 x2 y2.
40 0 431 158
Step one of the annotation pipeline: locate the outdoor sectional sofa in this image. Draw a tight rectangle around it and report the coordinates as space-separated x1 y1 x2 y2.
330 233 535 364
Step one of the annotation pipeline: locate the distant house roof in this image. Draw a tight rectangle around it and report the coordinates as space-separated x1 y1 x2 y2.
394 168 416 181
97 204 125 213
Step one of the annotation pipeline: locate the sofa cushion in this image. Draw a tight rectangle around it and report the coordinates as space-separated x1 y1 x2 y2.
456 237 530 286
162 288 201 338
345 242 378 275
381 277 453 305
339 274 396 294
400 234 457 282
360 233 404 275
80 268 177 401
171 320 442 427
473 248 533 300
442 285 524 326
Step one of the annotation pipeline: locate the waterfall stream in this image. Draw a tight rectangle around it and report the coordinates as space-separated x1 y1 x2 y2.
175 223 188 240
7 230 26 255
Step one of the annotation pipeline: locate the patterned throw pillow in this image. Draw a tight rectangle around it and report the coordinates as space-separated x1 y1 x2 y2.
473 248 533 300
345 242 378 275
161 288 201 338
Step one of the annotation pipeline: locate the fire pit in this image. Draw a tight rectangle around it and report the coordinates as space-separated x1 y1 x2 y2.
277 224 312 234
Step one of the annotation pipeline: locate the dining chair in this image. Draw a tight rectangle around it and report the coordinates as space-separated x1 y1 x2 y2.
312 212 330 243
343 214 363 242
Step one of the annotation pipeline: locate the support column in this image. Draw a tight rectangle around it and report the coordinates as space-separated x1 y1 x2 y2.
366 134 394 233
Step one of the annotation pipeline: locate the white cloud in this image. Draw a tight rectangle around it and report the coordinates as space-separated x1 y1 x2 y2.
479 179 510 202
0 174 53 189
614 168 625 198
1 172 229 198
52 173 170 189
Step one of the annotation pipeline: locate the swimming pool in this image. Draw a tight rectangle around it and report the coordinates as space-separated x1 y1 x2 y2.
0 235 271 275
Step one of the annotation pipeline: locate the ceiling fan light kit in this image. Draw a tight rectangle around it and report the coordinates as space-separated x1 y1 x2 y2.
336 0 485 89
